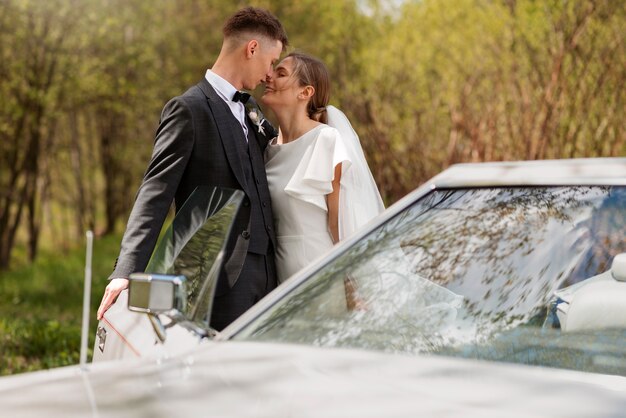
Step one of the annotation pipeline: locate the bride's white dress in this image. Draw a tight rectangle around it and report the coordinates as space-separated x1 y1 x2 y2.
265 107 385 283
265 125 338 282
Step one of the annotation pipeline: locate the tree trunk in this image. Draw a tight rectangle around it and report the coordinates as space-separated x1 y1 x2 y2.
99 110 127 235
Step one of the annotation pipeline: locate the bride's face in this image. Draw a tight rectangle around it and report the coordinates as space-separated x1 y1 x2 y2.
261 57 306 110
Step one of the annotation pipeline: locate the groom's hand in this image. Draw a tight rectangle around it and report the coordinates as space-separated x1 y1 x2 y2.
97 278 129 320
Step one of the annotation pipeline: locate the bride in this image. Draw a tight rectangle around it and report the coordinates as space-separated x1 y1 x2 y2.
262 52 385 283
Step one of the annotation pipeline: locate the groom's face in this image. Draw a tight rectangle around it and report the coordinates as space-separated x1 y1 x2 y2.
243 38 283 91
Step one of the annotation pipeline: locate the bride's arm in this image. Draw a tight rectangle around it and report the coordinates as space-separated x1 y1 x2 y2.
328 163 367 311
327 163 342 244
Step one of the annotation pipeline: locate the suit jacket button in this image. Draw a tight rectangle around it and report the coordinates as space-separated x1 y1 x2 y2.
262 201 267 207
241 230 250 239
243 200 250 207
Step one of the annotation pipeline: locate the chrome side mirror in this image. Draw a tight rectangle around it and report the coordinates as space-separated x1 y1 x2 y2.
128 273 187 314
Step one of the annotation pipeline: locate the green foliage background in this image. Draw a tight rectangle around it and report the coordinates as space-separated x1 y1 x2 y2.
0 233 120 374
0 0 624 374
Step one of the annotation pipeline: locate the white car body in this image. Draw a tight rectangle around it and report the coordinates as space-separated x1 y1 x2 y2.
2 341 626 417
1 158 626 417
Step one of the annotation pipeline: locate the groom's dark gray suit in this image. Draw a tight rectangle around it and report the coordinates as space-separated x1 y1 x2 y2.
109 78 277 331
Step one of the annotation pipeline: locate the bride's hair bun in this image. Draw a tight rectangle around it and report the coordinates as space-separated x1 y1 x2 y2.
311 106 327 123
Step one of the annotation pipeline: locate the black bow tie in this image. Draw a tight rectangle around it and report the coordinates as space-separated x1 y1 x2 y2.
232 91 251 103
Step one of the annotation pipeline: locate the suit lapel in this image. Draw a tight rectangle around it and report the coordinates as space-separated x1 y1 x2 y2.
196 79 249 193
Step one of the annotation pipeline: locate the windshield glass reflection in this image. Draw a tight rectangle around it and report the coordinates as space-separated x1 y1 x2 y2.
235 186 626 376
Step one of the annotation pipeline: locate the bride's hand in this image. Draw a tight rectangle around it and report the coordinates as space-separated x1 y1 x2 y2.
97 278 129 320
344 275 368 311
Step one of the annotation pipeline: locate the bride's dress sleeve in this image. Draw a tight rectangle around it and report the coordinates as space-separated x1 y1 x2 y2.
284 127 351 212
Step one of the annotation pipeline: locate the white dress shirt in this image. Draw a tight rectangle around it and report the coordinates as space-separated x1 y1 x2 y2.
205 69 249 139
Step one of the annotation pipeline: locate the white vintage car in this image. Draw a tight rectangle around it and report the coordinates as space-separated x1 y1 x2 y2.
1 158 626 417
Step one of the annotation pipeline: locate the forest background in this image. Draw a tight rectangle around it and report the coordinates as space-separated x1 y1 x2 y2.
0 0 624 373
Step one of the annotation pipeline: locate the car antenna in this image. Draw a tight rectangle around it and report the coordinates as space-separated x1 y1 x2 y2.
80 230 94 370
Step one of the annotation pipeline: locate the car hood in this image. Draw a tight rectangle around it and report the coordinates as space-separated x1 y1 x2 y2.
1 341 625 417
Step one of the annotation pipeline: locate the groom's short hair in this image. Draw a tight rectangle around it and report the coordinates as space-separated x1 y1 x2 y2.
223 7 288 49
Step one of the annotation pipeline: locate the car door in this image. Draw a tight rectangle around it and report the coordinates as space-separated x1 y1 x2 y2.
93 186 244 361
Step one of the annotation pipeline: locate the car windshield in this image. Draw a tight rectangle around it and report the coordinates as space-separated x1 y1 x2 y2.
234 186 626 376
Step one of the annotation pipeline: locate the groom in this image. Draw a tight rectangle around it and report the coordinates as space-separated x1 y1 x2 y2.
97 7 288 331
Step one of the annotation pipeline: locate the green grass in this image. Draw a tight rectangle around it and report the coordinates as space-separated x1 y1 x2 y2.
0 233 122 375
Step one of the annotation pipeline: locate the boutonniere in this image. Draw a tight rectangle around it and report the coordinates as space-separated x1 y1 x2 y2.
247 109 266 135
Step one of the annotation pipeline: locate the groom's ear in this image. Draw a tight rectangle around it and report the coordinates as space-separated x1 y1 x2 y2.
299 85 315 100
246 40 259 58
